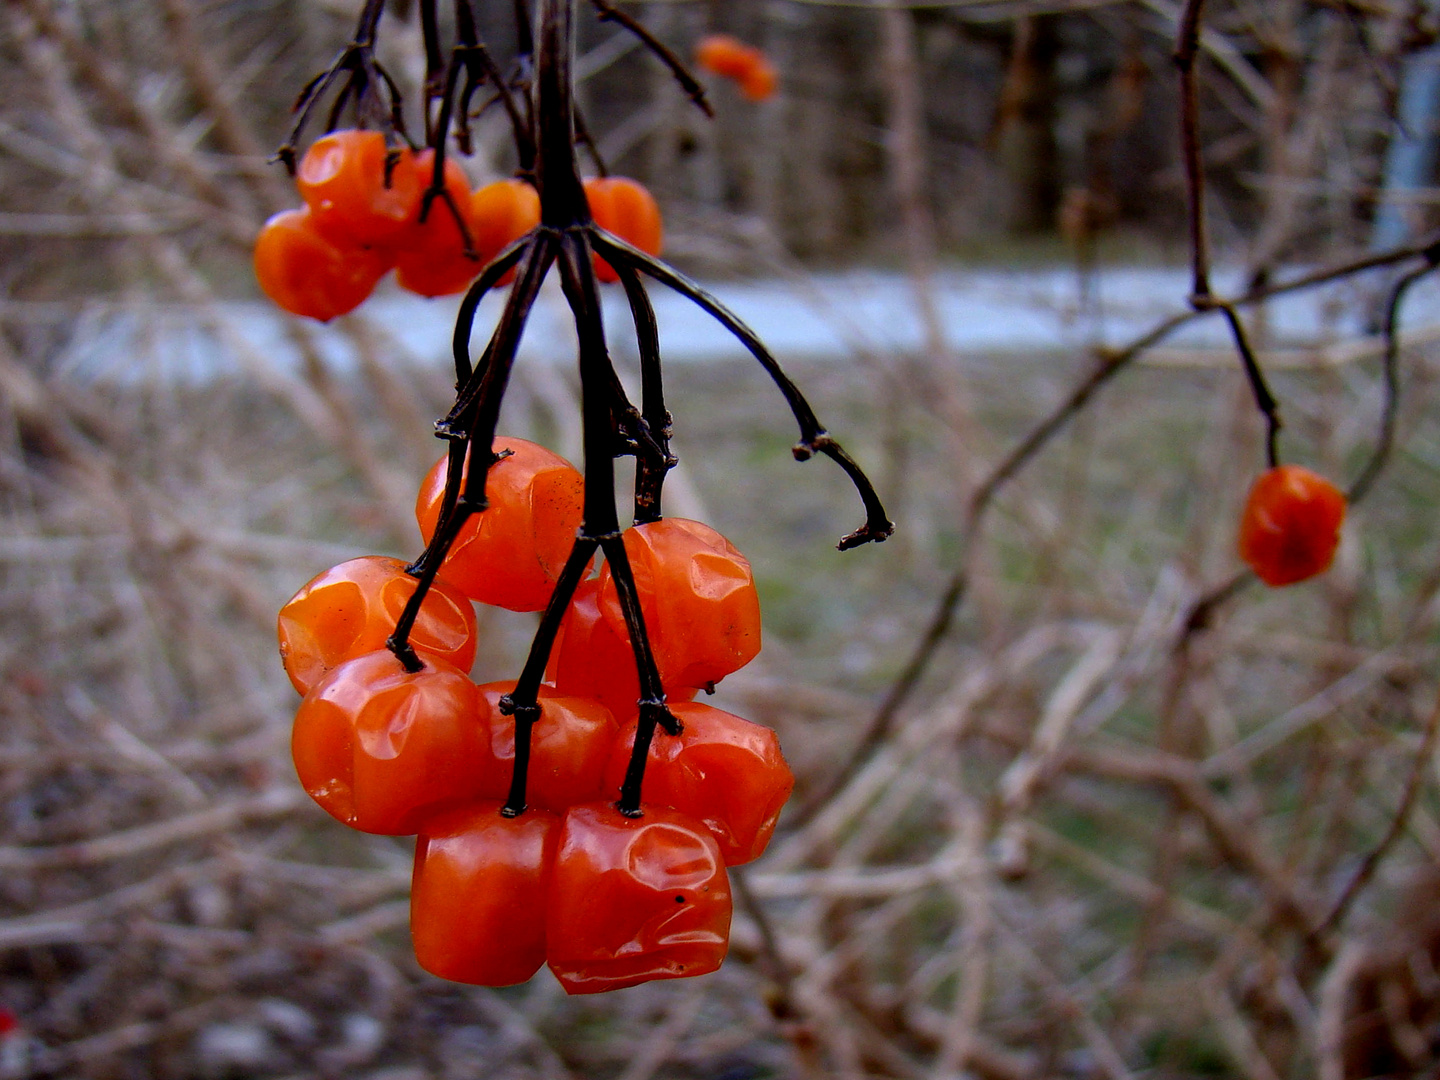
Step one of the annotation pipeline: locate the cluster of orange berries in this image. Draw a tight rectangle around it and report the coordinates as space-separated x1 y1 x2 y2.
276 438 793 993
694 33 776 102
253 129 663 322
1237 464 1346 588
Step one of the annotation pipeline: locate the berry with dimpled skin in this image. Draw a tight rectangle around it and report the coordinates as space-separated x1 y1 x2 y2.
277 556 477 696
547 577 698 722
473 682 619 812
296 129 424 249
546 802 731 995
594 518 761 694
604 701 793 866
415 438 586 612
291 651 484 835
253 207 389 322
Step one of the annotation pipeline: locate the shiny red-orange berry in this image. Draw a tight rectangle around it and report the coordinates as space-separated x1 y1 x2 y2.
415 438 585 612
411 802 560 986
395 152 481 298
594 518 761 694
291 651 484 835
470 179 541 285
277 556 477 696
1238 465 1347 587
604 701 793 866
253 207 389 321
547 577 698 722
296 130 424 249
583 177 662 284
546 803 731 994
473 682 619 812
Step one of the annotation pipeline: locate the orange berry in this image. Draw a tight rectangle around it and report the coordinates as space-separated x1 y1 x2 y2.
583 177 662 284
1238 465 1347 587
414 438 585 611
395 152 481 297
277 555 477 696
470 178 541 285
296 129 424 249
253 207 388 321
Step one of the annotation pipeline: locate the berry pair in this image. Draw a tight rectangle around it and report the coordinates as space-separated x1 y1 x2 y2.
254 129 663 321
277 437 792 992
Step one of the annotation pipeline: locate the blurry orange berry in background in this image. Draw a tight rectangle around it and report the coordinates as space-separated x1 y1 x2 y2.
739 55 777 101
694 33 776 102
277 555 477 696
415 437 585 612
695 33 754 79
583 177 662 283
253 207 389 322
296 129 423 249
411 802 560 986
394 150 480 297
470 178 541 285
1238 464 1347 587
291 651 485 835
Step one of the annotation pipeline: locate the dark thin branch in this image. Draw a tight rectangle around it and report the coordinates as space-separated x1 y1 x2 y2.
498 537 601 816
587 0 713 118
1174 0 1211 303
440 233 558 438
595 230 893 549
272 0 401 172
1216 302 1282 467
451 236 532 385
573 106 608 177
616 262 674 524
1348 258 1440 503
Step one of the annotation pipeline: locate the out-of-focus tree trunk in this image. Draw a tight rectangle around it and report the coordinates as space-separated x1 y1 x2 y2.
994 15 1061 234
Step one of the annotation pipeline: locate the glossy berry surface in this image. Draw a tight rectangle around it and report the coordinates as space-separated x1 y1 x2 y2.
605 702 793 866
394 151 480 297
595 518 761 694
473 682 619 811
277 556 477 696
548 577 697 721
291 651 484 835
546 803 731 994
1238 465 1347 587
411 801 559 986
583 177 662 283
253 207 389 322
470 179 541 285
415 438 586 611
296 129 423 249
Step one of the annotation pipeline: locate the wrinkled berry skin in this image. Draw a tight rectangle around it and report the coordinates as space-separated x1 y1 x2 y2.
546 803 731 995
